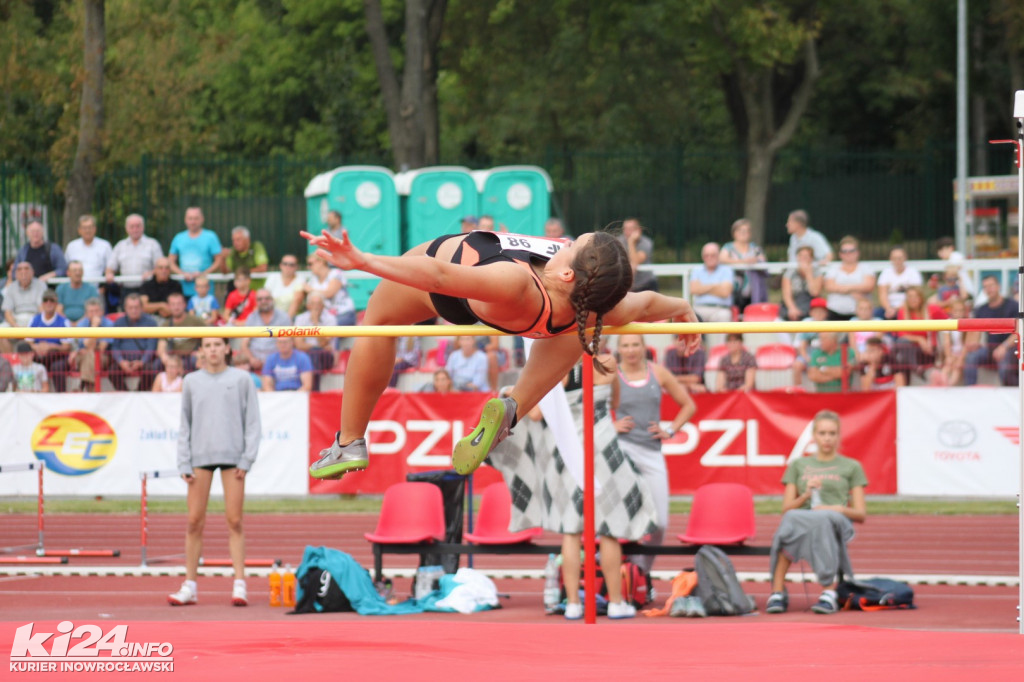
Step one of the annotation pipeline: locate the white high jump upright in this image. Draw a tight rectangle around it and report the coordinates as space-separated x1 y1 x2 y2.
1013 89 1023 635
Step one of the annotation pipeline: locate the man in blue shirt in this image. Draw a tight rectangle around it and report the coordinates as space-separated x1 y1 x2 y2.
110 293 160 391
965 276 1019 386
169 207 224 297
29 290 72 391
262 338 313 391
56 260 100 322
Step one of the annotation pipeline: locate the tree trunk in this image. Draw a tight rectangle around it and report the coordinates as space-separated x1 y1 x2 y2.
63 0 105 244
743 145 774 247
365 0 443 170
971 22 988 177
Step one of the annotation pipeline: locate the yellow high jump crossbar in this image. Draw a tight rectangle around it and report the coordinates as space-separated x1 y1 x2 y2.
0 318 1013 340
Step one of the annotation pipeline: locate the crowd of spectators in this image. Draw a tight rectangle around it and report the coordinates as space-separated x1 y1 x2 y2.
0 208 1016 394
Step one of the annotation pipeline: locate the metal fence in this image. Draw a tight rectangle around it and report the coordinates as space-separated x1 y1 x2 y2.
0 145 1008 265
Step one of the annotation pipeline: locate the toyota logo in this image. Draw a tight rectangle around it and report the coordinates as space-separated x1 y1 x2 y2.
937 420 977 448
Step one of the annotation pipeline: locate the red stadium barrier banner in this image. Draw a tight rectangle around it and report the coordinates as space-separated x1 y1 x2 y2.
660 392 897 494
310 391 896 495
309 392 505 495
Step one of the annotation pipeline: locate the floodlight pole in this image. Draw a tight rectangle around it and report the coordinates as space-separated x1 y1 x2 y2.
955 0 968 255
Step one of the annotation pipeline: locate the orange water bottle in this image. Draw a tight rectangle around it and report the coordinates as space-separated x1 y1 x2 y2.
269 566 283 607
282 564 296 608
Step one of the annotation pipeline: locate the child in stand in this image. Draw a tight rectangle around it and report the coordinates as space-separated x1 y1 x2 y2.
13 341 48 392
188 274 221 324
858 337 904 390
937 297 968 386
224 268 257 325
792 298 828 386
153 354 185 392
232 354 262 390
851 298 882 362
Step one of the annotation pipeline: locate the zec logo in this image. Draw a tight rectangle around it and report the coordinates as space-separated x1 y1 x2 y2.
31 411 118 476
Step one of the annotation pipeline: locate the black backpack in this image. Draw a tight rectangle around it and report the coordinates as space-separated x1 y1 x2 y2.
694 545 756 616
290 568 354 614
837 578 915 611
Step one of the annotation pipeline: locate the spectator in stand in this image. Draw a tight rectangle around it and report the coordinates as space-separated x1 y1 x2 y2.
544 217 569 239
13 341 48 392
141 258 184 320
765 410 866 616
56 260 99 322
15 221 66 282
389 336 423 388
614 334 696 574
157 291 205 372
781 245 823 321
0 352 13 392
169 206 224 297
110 293 160 391
63 214 112 282
938 297 968 386
241 289 291 371
221 226 268 279
263 254 307 318
690 243 734 350
807 332 856 393
2 261 47 331
785 209 833 265
262 337 313 392
68 297 112 391
186 274 221 324
858 337 905 390
720 218 767 309
823 236 875 321
294 291 338 391
931 264 965 305
892 286 944 383
620 217 658 293
964 275 1018 386
876 246 922 320
663 334 707 393
935 236 974 300
422 368 454 393
29 290 72 392
716 333 757 392
445 335 490 392
303 254 356 326
792 298 830 386
224 268 257 325
459 215 478 233
478 215 504 232
232 354 262 390
324 210 344 241
152 354 185 392
851 298 882 361
105 213 164 303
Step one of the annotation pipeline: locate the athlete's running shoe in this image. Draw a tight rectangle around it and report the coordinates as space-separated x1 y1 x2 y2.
231 579 248 607
452 397 517 475
167 581 197 606
309 434 368 479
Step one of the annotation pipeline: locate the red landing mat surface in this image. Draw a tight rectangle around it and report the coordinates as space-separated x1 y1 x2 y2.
4 620 1024 681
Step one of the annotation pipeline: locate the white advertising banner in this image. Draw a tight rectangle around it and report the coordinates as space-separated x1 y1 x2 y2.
897 387 1020 496
0 393 309 497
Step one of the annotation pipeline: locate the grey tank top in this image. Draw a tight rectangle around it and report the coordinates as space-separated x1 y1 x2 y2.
616 364 663 451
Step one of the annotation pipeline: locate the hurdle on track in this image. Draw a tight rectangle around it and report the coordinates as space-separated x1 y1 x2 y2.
0 460 120 561
3 288 1022 623
139 469 280 568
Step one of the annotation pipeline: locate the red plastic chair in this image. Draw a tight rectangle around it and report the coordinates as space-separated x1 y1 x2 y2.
704 344 730 370
678 483 756 545
464 483 542 544
755 343 797 370
364 482 447 544
743 303 780 322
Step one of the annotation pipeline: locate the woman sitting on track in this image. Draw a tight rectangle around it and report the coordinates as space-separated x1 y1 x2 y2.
766 409 867 615
300 228 701 479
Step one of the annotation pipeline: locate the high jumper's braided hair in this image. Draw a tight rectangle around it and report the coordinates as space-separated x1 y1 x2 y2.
569 232 633 374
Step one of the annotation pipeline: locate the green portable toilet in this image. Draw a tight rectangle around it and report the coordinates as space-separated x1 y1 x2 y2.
304 166 399 310
472 165 553 236
395 166 478 250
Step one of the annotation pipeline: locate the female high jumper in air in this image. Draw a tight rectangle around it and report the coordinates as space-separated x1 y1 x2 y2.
301 227 702 479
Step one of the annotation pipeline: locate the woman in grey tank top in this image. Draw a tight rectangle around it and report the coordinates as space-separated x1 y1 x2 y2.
614 335 697 572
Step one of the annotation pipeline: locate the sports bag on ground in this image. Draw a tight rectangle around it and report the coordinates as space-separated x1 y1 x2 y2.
291 568 354 613
837 578 915 611
694 545 756 615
